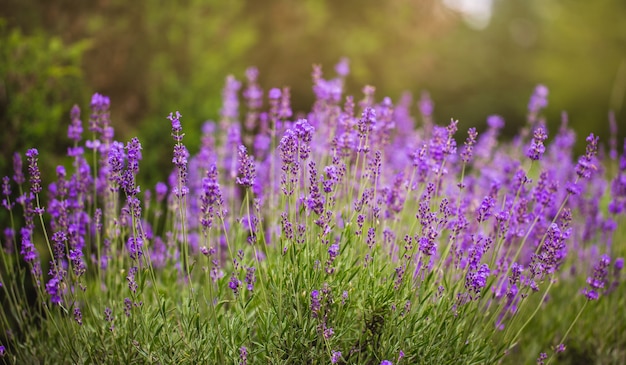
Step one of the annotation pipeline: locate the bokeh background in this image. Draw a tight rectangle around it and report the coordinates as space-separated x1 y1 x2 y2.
1 0 625 187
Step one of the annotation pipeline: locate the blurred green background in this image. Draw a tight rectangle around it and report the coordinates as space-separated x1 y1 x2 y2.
1 0 625 186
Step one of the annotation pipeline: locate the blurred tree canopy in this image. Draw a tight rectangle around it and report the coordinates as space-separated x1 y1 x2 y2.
1 0 625 185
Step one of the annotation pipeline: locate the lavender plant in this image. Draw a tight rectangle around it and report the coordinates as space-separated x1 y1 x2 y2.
0 60 624 365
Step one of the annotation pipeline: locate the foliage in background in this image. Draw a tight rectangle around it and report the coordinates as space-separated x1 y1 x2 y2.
0 20 90 176
2 0 625 168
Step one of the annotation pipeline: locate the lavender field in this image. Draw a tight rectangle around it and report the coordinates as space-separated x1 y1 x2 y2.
1 60 625 364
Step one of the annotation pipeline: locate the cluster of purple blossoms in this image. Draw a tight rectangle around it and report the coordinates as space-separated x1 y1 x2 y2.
235 145 256 188
25 149 41 195
583 254 611 300
2 60 626 365
528 84 549 116
526 126 548 161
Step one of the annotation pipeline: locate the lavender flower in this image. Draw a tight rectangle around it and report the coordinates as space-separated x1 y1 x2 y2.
73 307 83 326
108 141 125 191
168 111 183 140
331 350 342 364
460 127 478 163
536 352 548 365
104 307 114 331
243 67 263 110
235 145 256 188
127 266 138 294
25 149 41 195
229 273 241 296
67 105 83 142
169 111 190 198
45 273 62 305
328 243 340 259
526 126 548 161
528 84 548 115
245 266 256 291
465 264 490 296
583 254 610 300
2 177 11 210
293 119 315 160
89 93 111 133
155 182 168 203
220 75 241 122
575 133 599 179
20 227 37 262
279 87 292 119
335 57 350 77
381 360 393 365
124 297 132 317
311 290 321 318
418 91 434 118
239 346 248 365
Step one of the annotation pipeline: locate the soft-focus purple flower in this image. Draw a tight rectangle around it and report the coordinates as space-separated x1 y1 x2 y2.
0 345 5 357
380 360 393 365
536 352 548 365
221 75 241 122
268 88 281 100
311 290 321 318
20 227 37 262
244 67 263 110
68 105 83 142
13 152 25 185
526 126 548 161
556 343 566 353
74 307 83 325
239 346 248 365
487 115 505 129
583 254 611 300
127 236 143 261
357 107 376 140
45 274 62 305
245 266 256 292
104 307 114 331
335 57 350 77
328 244 340 259
418 91 433 117
465 264 490 295
575 133 599 179
528 84 548 115
229 273 241 296
331 350 342 364
2 176 11 206
89 93 111 133
323 326 334 339
460 128 478 163
3 228 14 254
127 266 138 294
279 87 292 119
312 66 343 103
476 195 496 223
124 297 132 317
155 182 168 203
